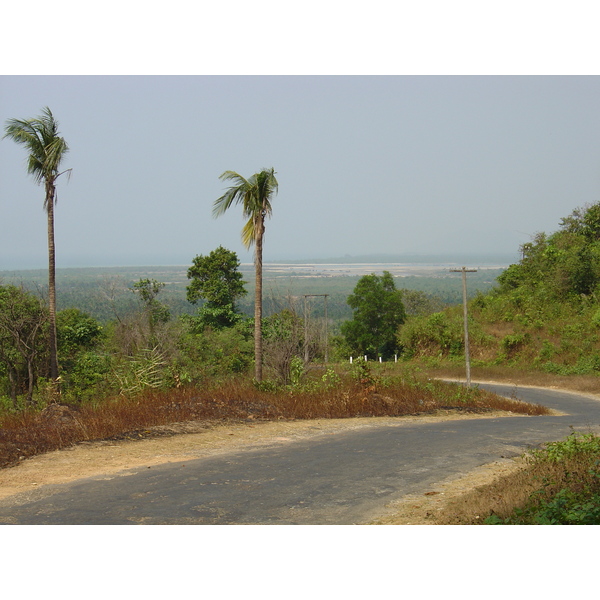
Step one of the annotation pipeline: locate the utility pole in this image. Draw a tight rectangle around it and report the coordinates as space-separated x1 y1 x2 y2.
303 294 329 364
450 267 478 387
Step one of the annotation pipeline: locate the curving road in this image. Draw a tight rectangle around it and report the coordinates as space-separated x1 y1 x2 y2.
1 383 599 525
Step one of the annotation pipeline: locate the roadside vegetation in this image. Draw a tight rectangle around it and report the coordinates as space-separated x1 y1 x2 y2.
431 431 600 525
0 361 548 470
389 202 600 525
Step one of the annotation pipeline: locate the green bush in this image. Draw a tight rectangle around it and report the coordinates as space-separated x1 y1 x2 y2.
486 433 600 524
398 311 464 358
500 333 529 358
541 354 600 375
61 351 112 403
175 320 253 382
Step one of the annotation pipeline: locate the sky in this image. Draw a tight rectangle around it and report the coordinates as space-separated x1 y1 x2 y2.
3 75 599 269
1 2 599 270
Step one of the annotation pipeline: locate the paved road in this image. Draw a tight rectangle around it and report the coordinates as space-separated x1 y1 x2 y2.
1 383 599 525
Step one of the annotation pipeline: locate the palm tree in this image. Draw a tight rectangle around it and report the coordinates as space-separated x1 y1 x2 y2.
3 107 71 387
213 168 279 381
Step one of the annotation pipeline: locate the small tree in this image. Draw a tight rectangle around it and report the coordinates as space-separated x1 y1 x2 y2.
0 285 48 406
262 309 305 384
132 279 170 328
341 271 406 360
186 246 247 329
130 279 170 351
57 308 103 356
56 308 107 402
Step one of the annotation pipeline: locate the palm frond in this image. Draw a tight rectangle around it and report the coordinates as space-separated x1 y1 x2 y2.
213 171 248 217
241 217 256 249
3 107 69 188
256 167 278 211
213 187 241 218
45 136 69 171
218 170 248 185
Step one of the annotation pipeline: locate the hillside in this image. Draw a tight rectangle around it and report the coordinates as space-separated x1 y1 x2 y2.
399 202 600 376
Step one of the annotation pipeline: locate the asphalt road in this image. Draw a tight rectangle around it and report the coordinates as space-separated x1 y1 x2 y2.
1 383 599 525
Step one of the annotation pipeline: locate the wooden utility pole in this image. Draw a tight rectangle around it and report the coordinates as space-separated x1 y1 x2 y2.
303 294 329 364
450 267 478 387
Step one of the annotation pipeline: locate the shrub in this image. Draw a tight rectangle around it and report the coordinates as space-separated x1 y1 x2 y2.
486 433 600 524
500 333 529 358
398 311 463 358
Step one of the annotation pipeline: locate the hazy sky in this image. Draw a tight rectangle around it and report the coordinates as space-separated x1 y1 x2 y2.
1 75 600 269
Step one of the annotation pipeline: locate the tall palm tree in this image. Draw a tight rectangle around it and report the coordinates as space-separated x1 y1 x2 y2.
213 168 278 381
3 107 71 387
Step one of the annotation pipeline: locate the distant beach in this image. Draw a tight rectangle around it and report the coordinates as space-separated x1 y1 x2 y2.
253 262 510 279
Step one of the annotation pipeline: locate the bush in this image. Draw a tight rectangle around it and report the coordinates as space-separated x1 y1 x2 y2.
486 433 600 524
61 351 112 403
500 333 529 358
398 311 464 358
341 271 406 359
175 320 253 382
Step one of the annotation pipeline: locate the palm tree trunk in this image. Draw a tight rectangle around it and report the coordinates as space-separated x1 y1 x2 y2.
46 182 59 386
254 218 264 381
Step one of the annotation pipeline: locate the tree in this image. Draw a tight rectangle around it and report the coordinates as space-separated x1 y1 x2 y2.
560 202 600 241
341 271 406 359
56 308 107 402
186 246 247 329
3 107 71 387
401 289 446 317
262 309 306 385
57 308 103 363
213 168 279 381
497 202 600 300
132 278 170 333
0 285 48 406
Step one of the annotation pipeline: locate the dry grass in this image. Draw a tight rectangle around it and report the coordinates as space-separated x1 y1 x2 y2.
0 372 550 470
430 459 542 524
432 437 600 524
